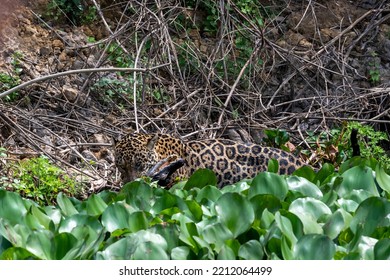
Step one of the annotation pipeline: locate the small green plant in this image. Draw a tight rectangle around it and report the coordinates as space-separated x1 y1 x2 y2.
367 52 381 85
262 129 290 151
203 1 219 34
0 73 20 101
152 89 170 103
234 0 265 26
83 5 97 24
45 0 96 25
91 76 143 104
0 51 23 102
11 51 23 75
2 156 82 205
304 122 390 170
368 66 380 84
341 122 390 169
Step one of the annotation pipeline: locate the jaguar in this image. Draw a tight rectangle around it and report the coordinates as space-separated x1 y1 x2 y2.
114 132 305 188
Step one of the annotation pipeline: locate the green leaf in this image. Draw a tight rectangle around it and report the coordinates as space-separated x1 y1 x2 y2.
267 158 279 173
43 206 62 227
281 235 294 260
0 234 12 252
101 202 134 232
171 246 191 260
376 165 390 194
275 212 297 246
294 234 336 260
374 238 390 260
152 191 186 214
323 208 352 240
250 194 282 220
25 230 54 260
0 247 37 260
266 238 282 260
218 243 236 260
53 232 78 259
202 222 234 251
214 193 254 237
86 194 107 216
56 193 78 217
350 197 390 236
337 166 379 198
286 176 323 199
30 205 52 230
289 198 331 234
340 157 377 173
184 200 203 221
128 211 152 232
25 213 46 231
292 165 316 181
193 237 215 260
196 185 222 203
260 208 275 229
97 230 168 260
97 237 135 260
152 223 180 251
249 172 288 200
314 163 335 184
133 241 169 260
344 190 374 204
184 169 218 190
59 214 102 236
0 190 28 225
220 181 251 193
67 225 105 259
0 219 31 248
337 198 359 212
238 240 264 260
119 180 153 211
321 190 338 208
176 215 199 250
279 210 304 240
351 235 377 260
289 197 332 221
224 239 240 256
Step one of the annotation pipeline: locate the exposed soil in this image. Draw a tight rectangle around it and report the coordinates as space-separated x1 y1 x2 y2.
0 0 389 193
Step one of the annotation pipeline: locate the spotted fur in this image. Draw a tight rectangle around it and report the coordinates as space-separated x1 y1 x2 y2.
115 133 305 187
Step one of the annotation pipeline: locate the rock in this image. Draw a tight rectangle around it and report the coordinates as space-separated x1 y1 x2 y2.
58 50 67 61
62 85 78 102
39 46 50 56
90 133 111 144
52 39 64 49
81 149 98 163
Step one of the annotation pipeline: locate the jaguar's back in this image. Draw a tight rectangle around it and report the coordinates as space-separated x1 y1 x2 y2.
114 133 304 187
185 138 304 186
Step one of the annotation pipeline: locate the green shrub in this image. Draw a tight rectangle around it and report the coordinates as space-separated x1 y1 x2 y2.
333 122 389 169
0 155 82 206
301 122 390 170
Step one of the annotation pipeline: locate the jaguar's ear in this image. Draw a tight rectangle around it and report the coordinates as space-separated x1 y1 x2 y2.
146 134 159 150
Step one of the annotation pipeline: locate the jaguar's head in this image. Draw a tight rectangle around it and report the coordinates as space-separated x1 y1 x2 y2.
114 133 160 183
